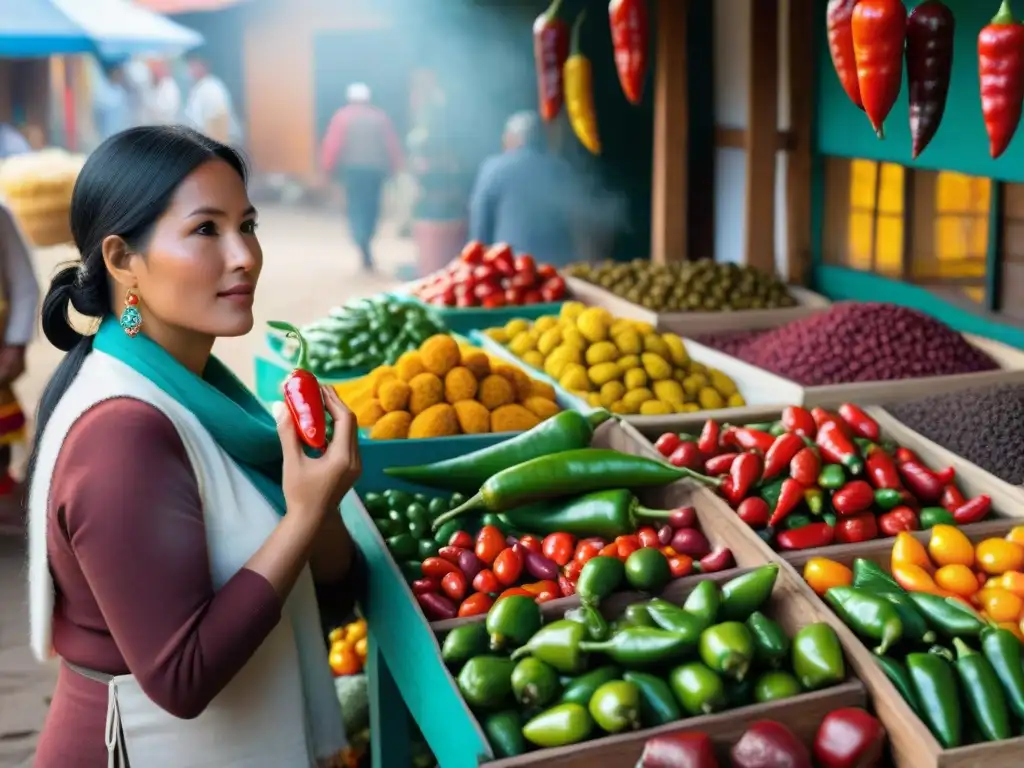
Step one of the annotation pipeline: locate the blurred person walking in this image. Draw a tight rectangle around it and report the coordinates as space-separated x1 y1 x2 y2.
147 59 182 125
320 83 403 271
184 53 241 146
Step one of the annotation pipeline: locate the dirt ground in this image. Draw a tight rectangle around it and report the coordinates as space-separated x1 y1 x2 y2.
0 206 412 766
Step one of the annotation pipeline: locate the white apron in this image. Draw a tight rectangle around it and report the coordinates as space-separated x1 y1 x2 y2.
28 351 346 767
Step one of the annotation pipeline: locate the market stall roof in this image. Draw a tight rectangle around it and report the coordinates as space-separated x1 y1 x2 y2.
133 0 249 13
0 0 203 58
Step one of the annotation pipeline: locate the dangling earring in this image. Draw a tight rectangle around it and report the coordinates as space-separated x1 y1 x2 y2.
120 290 142 337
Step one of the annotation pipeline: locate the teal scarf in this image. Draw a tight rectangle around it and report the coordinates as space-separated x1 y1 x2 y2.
93 317 286 514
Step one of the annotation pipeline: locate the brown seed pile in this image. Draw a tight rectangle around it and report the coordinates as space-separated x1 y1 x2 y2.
692 302 999 385
886 383 1024 485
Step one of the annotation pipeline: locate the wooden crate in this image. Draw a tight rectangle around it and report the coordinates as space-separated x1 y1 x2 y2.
784 521 1024 768
565 275 832 333
450 566 868 767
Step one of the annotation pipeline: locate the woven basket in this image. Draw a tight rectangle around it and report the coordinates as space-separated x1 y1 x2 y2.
13 205 72 248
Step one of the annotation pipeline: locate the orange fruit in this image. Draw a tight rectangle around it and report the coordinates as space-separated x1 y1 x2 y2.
892 532 933 571
978 588 1024 623
329 645 361 676
934 564 980 597
327 627 346 645
1002 571 1024 598
976 538 1024 575
1007 526 1024 547
928 525 974 568
803 557 854 597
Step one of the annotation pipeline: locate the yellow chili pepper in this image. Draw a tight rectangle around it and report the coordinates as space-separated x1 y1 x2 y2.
802 557 853 597
891 531 933 572
564 10 601 154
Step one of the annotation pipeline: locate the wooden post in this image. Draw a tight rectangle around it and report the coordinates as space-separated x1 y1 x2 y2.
744 0 779 274
786 0 815 285
650 0 689 264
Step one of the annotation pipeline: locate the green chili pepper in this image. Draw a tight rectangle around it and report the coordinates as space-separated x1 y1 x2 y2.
485 595 542 651
669 661 728 716
854 437 876 454
928 644 955 663
479 512 518 536
852 558 901 592
433 519 462 546
953 638 1011 742
510 620 587 674
825 586 902 655
398 560 421 582
387 409 611 493
521 702 594 748
644 599 704 643
417 539 439 560
758 477 786 509
823 512 837 527
588 680 641 733
980 627 1024 720
457 655 516 710
782 512 813 530
746 611 790 669
919 506 956 528
875 655 921 716
909 593 987 637
564 604 611 641
699 621 755 682
682 580 721 631
558 665 621 706
622 602 657 628
386 533 418 560
874 488 903 510
511 657 562 708
907 652 962 748
482 710 526 758
433 449 721 526
792 622 845 690
745 421 776 433
576 556 626 607
877 591 936 644
719 565 779 621
578 626 696 666
622 671 683 726
804 488 825 515
818 464 847 490
753 670 801 703
441 623 490 669
768 420 787 436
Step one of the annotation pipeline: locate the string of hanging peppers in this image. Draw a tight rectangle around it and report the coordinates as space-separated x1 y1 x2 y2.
564 10 602 155
533 0 570 122
609 0 649 105
826 0 1024 159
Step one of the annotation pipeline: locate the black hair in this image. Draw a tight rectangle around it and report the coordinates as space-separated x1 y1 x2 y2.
27 125 246 486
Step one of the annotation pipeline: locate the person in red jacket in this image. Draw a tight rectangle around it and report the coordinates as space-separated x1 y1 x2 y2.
320 83 403 271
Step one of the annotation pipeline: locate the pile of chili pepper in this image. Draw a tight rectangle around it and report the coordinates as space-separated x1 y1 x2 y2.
803 544 1024 748
636 707 886 768
652 403 993 551
442 564 848 757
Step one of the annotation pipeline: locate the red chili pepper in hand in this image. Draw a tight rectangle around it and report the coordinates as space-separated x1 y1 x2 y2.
879 505 920 536
940 484 967 512
737 496 771 526
704 452 739 475
790 447 821 487
817 421 864 474
542 532 576 566
776 522 835 550
832 480 875 516
533 0 571 121
906 0 954 158
838 403 880 441
268 321 328 450
852 0 908 138
865 445 902 490
724 427 775 454
472 568 500 594
726 452 762 505
980 0 1024 158
897 459 945 503
609 0 649 105
827 0 865 110
698 419 721 454
953 494 992 525
768 478 806 527
835 512 879 544
493 548 523 586
762 433 805 481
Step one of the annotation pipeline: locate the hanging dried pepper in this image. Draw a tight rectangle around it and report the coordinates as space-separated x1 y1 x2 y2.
827 0 865 110
906 0 954 158
609 0 649 105
565 10 601 154
533 0 570 122
979 0 1024 158
851 0 908 138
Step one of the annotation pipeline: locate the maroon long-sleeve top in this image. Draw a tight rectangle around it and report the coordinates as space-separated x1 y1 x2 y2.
34 398 285 767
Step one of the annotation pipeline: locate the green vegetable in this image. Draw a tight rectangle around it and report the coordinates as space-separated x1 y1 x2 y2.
980 627 1024 720
876 590 936 645
485 595 542 651
588 680 641 733
909 593 987 637
433 519 462 546
624 547 671 592
818 463 846 490
852 558 901 592
699 622 754 682
745 611 790 669
824 586 902 655
953 638 1010 742
622 671 683 727
682 580 721 631
482 710 526 758
875 655 922 716
791 622 845 690
918 506 956 528
907 652 962 749
577 556 626 607
441 623 489 669
621 602 657 628
386 533 418 560
457 656 516 710
510 620 587 674
644 599 703 643
669 662 728 716
558 666 621 706
719 565 779 621
873 488 903 510
579 626 695 666
564 604 610 641
753 670 801 703
521 703 594 748
511 657 561 708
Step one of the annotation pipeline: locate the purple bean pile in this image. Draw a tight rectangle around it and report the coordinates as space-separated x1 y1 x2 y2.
692 302 1000 386
886 384 1024 485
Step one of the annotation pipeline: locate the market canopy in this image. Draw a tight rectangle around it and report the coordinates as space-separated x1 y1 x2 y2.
133 0 249 13
0 0 203 58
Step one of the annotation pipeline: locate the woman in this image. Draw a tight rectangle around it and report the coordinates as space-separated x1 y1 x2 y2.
28 125 360 767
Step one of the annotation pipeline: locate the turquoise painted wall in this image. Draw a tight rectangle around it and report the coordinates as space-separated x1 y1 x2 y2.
816 0 1024 181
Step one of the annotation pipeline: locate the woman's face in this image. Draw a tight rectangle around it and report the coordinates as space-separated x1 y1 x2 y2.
125 159 261 344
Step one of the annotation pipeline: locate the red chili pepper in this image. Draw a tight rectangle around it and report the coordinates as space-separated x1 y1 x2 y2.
953 494 992 525
599 542 620 558
851 0 907 138
668 442 704 471
879 506 920 536
416 592 458 621
837 403 880 441
493 548 524 586
667 554 694 579
698 419 721 454
437 545 465 565
542 532 576 566
411 577 439 596
816 421 864 474
563 558 583 581
906 0 954 158
636 526 660 549
654 432 682 457
475 525 507 565
737 496 771 527
724 427 775 454
519 535 543 554
934 466 955 485
575 540 604 566
897 459 945 504
782 405 818 438
557 574 576 597
827 0 865 110
448 530 473 550
776 522 835 551
460 241 485 265
421 557 459 579
813 707 887 768
497 587 534 601
636 731 717 768
267 321 328 450
609 0 649 105
980 0 1024 158
811 407 845 433
533 0 571 121
762 433 805 481
895 446 917 464
835 512 879 544
440 571 468 602
521 579 560 597
832 480 875 516
697 547 734 573
472 568 500 594
865 445 902 490
726 452 762 505
790 447 822 487
768 478 806 527
457 592 494 617
704 452 739 475
940 484 967 513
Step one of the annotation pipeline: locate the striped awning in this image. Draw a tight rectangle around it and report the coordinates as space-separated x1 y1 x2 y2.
132 0 248 13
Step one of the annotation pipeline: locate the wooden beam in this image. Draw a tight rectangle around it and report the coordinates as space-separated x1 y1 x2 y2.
651 0 689 264
715 126 795 152
744 0 779 274
786 0 815 285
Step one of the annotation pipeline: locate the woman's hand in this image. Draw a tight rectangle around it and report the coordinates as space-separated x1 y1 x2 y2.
276 386 362 525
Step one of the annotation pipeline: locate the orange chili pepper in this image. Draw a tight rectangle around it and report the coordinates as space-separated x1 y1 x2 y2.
575 540 604 566
892 563 946 595
617 538 639 559
979 588 1024 623
934 564 980 598
521 580 560 597
497 587 534 601
1001 571 1024 597
599 543 620 558
803 557 854 597
636 527 660 549
928 525 974 568
457 592 494 617
976 538 1024 575
891 531 933 572
1007 526 1024 548
667 555 693 579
